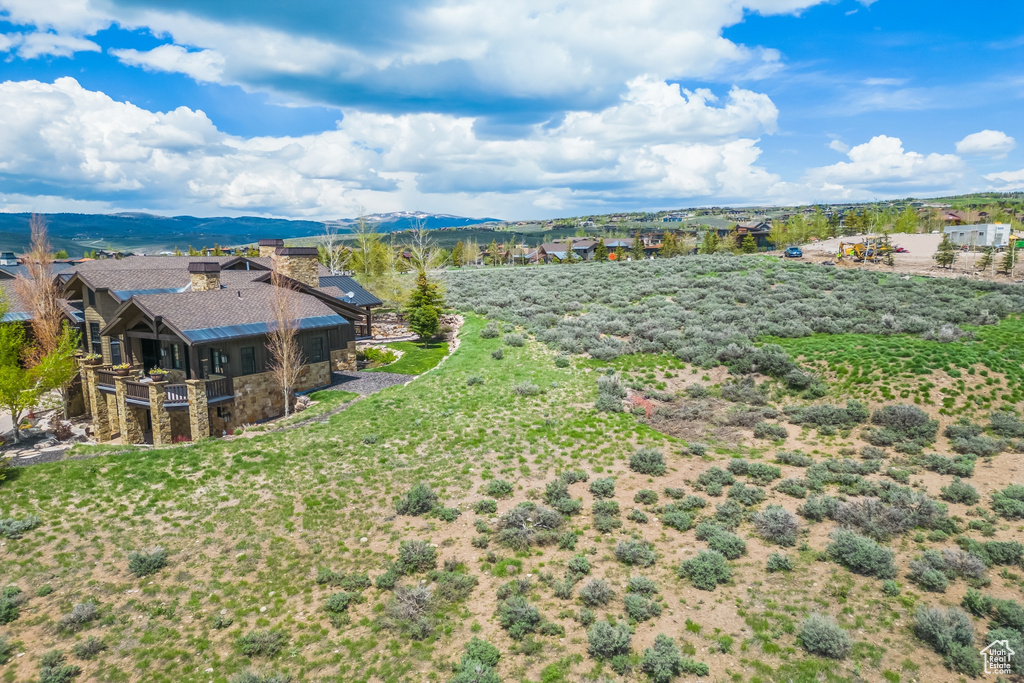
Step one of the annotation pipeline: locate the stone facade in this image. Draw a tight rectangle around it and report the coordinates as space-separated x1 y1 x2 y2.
259 238 284 258
149 382 173 446
114 377 146 444
189 270 221 292
330 341 357 371
271 247 319 287
186 380 209 441
104 392 120 437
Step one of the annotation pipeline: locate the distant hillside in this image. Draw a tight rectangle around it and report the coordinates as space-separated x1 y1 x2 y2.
0 211 500 256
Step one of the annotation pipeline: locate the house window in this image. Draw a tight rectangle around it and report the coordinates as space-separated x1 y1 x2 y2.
309 336 325 363
109 339 122 366
87 288 95 307
170 344 183 370
210 348 226 375
240 347 256 375
89 322 102 356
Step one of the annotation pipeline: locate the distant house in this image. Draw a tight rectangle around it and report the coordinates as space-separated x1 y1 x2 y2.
943 223 1013 249
733 221 773 248
571 239 597 261
539 242 571 263
603 238 634 249
942 211 966 225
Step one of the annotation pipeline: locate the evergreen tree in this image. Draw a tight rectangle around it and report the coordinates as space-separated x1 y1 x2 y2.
699 231 719 254
740 234 757 254
405 270 445 345
976 247 993 272
594 238 608 261
659 233 676 258
614 246 626 262
999 245 1019 276
934 234 957 269
631 232 645 261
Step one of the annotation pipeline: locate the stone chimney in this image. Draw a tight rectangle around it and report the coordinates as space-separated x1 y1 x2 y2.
258 238 284 258
271 247 319 288
188 262 222 291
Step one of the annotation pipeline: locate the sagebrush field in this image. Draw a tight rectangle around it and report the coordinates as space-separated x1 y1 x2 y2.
1 255 1023 683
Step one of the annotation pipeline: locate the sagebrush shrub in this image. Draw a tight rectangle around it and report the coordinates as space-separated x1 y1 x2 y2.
237 629 287 657
589 477 615 499
485 479 514 498
881 580 901 597
474 499 498 515
560 469 588 484
799 614 851 659
766 552 793 573
464 637 501 667
627 508 648 523
59 602 98 632
962 588 993 616
567 554 590 576
630 448 667 476
827 529 897 578
615 538 657 567
627 576 658 596
914 606 975 655
679 550 731 590
479 322 500 338
727 482 767 506
0 515 41 539
586 620 631 660
70 637 106 660
128 546 167 577
396 483 438 516
641 634 709 682
231 672 292 683
776 450 814 467
775 478 808 499
990 411 1024 438
496 595 541 640
504 333 524 347
753 505 800 547
38 650 82 683
578 579 613 607
991 484 1024 519
396 540 437 574
753 422 788 440
940 478 979 505
624 593 662 622
634 489 658 505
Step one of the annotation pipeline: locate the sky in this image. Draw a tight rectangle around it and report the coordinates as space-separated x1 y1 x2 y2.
0 0 1021 220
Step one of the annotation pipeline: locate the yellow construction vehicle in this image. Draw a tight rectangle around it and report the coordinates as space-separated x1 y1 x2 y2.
836 237 893 262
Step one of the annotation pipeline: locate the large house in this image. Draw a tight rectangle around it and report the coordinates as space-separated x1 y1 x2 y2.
2 239 381 445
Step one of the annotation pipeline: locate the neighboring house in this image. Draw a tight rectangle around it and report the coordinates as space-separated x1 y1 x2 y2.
733 221 773 248
539 242 571 263
571 239 597 261
7 238 380 446
943 224 1013 249
603 238 634 249
942 211 965 225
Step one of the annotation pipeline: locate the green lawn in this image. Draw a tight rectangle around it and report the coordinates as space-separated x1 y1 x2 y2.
364 340 450 375
271 389 360 427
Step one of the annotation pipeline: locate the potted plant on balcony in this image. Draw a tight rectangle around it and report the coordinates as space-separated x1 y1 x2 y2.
83 353 102 366
112 363 133 377
148 367 169 381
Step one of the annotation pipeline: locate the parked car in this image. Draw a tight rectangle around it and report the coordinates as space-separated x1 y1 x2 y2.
784 247 803 258
895 246 908 253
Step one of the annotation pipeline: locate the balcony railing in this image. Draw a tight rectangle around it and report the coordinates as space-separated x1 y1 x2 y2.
124 380 151 405
206 376 234 402
164 383 189 407
95 369 116 390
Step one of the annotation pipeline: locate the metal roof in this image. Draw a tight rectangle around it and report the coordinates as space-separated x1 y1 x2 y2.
318 276 383 307
180 314 350 343
0 312 31 322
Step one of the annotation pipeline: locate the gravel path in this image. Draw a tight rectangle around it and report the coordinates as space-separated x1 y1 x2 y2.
326 370 417 395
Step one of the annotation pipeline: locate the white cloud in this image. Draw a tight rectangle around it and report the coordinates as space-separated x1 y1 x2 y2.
0 31 100 59
861 77 908 86
956 129 1016 158
805 135 965 196
984 168 1024 187
828 139 849 153
0 77 784 217
110 45 225 84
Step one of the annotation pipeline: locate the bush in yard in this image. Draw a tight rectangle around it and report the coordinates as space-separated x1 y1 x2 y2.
950 434 1005 457
634 489 658 505
128 546 167 577
474 499 497 515
713 500 745 529
753 422 788 440
746 462 782 485
881 580 901 597
627 576 658 596
922 453 976 477
490 348 503 360
705 529 746 559
586 620 632 660
494 503 564 550
990 484 1024 519
914 606 975 656
766 552 792 572
589 477 615 499
394 540 437 574
396 484 438 516
496 596 541 640
775 478 808 499
727 482 767 507
567 554 590 576
579 579 614 607
70 637 107 660
642 634 709 682
991 598 1024 631
630 448 667 476
990 411 1024 438
463 637 500 668
324 592 354 626
961 588 993 616
0 515 41 539
480 322 500 339
615 538 658 567
59 603 98 632
753 505 800 546
628 508 648 523
504 333 524 347
679 550 731 591
866 404 939 449
560 469 588 484
694 467 734 494
940 478 980 505
827 529 897 578
485 479 514 498
775 450 814 467
624 593 663 622
237 629 287 657
798 614 851 659
38 651 81 683
433 506 461 522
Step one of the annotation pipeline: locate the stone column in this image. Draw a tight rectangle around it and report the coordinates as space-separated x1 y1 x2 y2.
149 381 172 447
114 376 145 444
84 365 111 441
185 379 209 441
77 360 92 419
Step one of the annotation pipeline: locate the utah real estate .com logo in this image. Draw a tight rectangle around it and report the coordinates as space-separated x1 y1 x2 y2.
981 639 1015 676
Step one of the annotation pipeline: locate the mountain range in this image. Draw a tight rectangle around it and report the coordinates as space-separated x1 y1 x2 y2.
0 211 501 256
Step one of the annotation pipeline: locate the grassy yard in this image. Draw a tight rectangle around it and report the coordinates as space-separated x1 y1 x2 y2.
364 340 450 375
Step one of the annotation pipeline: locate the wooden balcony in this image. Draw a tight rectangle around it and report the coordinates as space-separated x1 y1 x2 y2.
124 380 152 406
206 376 234 404
164 383 189 408
96 369 117 391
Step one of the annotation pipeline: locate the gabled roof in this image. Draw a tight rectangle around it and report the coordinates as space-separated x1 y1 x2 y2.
318 275 383 307
102 288 350 344
0 262 76 279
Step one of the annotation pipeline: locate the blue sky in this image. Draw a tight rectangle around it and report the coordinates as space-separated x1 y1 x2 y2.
0 0 1020 219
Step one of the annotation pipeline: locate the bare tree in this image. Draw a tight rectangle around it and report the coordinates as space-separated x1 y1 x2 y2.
14 215 81 418
266 274 304 417
407 220 444 272
317 222 348 275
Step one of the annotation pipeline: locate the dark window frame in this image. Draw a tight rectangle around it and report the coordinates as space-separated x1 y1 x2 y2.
87 288 96 307
309 336 325 363
240 346 256 376
89 322 102 356
110 338 123 366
